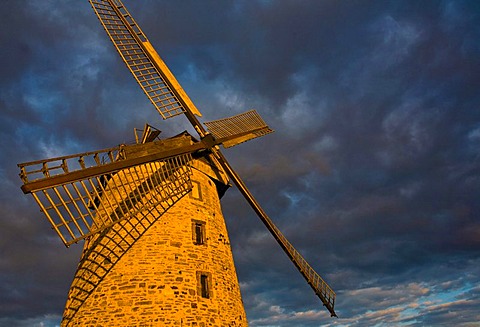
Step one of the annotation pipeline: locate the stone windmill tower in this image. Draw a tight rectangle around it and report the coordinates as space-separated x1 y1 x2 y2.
17 0 336 326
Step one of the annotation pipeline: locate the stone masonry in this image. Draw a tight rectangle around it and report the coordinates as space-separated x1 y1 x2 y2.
62 155 247 326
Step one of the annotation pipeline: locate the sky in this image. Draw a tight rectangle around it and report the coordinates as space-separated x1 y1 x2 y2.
1 0 479 326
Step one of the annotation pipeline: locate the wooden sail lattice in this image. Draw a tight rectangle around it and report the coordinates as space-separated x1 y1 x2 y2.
89 0 200 119
62 169 190 324
18 150 193 246
274 224 336 313
18 145 125 184
204 110 274 148
215 151 337 316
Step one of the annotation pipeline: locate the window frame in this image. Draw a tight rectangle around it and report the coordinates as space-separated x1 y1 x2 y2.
190 180 202 200
192 220 206 245
197 271 212 299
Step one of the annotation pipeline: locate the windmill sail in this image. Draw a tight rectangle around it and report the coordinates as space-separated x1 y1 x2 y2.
18 141 194 246
204 110 274 148
89 0 201 119
212 150 337 316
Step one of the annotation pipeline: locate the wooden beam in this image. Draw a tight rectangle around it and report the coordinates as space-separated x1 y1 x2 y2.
21 142 206 194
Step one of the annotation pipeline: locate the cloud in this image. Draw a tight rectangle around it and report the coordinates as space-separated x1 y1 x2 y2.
1 0 479 326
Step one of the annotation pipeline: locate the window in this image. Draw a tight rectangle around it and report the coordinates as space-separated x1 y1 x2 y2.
200 274 209 298
192 220 206 245
197 272 211 299
190 180 202 200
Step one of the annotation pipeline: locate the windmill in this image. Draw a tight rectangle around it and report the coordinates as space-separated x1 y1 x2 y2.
17 0 336 325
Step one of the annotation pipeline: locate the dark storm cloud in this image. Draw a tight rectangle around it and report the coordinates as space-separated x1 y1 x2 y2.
1 0 479 326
